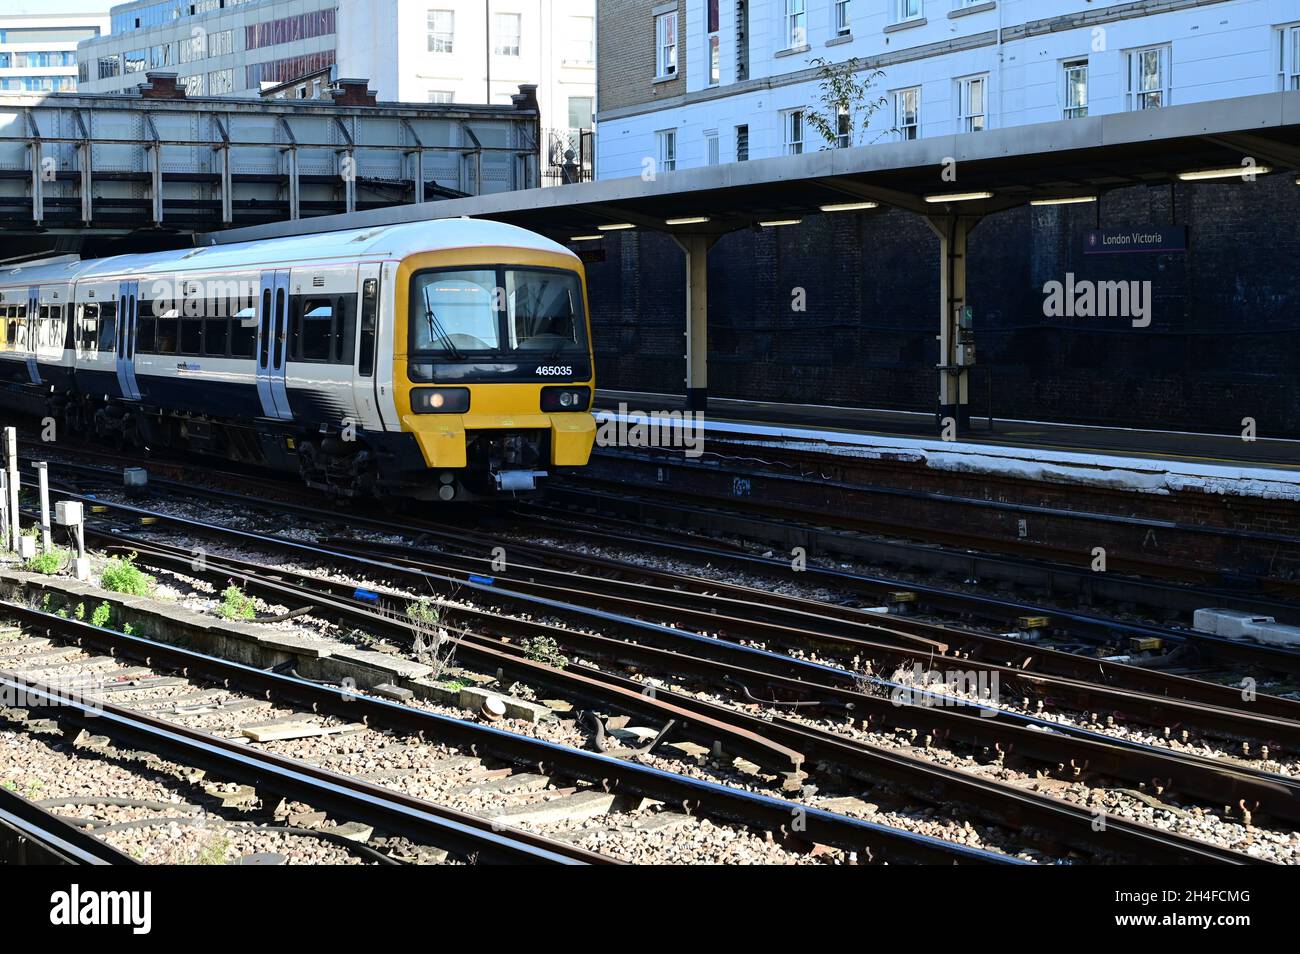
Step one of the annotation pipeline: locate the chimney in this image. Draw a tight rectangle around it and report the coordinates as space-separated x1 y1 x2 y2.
138 71 186 99
330 78 378 107
512 84 540 112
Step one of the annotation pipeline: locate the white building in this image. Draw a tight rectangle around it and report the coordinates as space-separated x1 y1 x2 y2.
595 0 1300 179
76 0 595 178
0 12 108 93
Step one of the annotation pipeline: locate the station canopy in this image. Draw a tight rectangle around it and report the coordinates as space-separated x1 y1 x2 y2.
204 91 1300 246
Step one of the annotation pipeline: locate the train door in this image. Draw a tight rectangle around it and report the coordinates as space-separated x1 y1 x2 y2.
255 269 292 420
115 280 142 400
24 286 40 384
350 264 386 431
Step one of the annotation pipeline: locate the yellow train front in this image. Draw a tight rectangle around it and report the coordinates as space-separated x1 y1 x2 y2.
386 233 597 501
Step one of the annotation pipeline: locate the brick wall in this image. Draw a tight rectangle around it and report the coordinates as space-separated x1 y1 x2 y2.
585 174 1300 436
598 0 687 114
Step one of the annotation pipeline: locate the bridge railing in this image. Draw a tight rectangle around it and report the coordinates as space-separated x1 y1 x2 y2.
0 88 541 235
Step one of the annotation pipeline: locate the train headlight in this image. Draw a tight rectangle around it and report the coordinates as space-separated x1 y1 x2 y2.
541 386 590 412
412 387 470 414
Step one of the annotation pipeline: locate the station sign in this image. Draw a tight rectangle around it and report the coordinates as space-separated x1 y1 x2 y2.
1083 226 1187 254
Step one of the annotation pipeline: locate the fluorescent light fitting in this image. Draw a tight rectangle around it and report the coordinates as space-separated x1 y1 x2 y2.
570 235 604 242
819 201 878 212
924 191 994 203
596 222 635 231
758 218 802 227
665 216 711 225
1029 195 1097 206
1177 165 1271 181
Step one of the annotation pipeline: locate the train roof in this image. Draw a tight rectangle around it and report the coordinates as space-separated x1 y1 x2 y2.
0 219 576 289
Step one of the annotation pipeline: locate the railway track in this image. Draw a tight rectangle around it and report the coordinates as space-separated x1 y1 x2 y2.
4 486 1291 860
0 603 1011 865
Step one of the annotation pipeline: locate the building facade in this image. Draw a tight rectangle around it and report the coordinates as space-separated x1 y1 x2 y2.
596 0 1300 179
77 0 595 181
0 12 108 94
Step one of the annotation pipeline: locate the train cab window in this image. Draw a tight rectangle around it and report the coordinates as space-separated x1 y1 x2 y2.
179 315 203 355
154 309 178 355
231 306 257 358
357 279 378 377
296 298 334 361
96 301 117 353
79 303 98 353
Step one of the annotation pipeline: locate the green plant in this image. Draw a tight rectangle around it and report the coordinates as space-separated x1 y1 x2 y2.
100 553 154 597
23 549 66 575
803 57 890 150
122 622 136 636
521 635 568 669
402 598 461 679
216 585 256 621
194 833 231 866
90 602 112 628
73 602 86 621
406 598 441 627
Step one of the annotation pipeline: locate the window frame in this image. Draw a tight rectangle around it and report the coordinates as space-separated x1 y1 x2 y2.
834 0 851 37
657 129 678 172
958 74 988 132
1062 58 1088 119
655 11 678 79
783 108 805 156
1279 24 1300 91
785 0 807 50
894 86 920 141
892 0 922 25
492 12 521 57
1126 44 1171 111
427 9 455 54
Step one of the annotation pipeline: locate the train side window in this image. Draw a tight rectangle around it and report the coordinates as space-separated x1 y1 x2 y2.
57 305 73 351
273 289 286 367
203 315 230 356
259 289 272 365
154 308 178 355
333 295 355 364
97 300 117 353
137 298 157 353
357 279 378 377
79 303 98 353
231 306 257 358
38 305 49 348
297 297 334 361
4 307 15 349
179 314 203 355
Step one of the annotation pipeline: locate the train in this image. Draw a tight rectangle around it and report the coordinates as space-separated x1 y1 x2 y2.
0 219 597 500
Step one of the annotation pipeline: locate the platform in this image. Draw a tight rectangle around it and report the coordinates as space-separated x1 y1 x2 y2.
595 390 1300 502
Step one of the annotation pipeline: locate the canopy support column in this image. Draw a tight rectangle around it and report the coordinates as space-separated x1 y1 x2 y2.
673 233 718 413
926 214 982 434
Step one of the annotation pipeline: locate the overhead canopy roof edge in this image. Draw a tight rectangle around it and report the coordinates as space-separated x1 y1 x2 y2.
200 90 1300 247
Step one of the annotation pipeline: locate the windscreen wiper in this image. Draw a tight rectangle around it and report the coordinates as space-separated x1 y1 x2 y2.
422 286 463 361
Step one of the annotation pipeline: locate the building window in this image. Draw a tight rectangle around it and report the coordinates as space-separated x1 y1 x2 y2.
428 10 455 54
1280 24 1300 90
705 129 720 165
1126 45 1170 110
566 16 595 65
208 29 233 57
785 0 807 49
182 73 204 96
736 124 749 161
783 109 804 155
657 129 677 172
493 13 521 57
892 0 922 23
707 0 720 85
736 0 749 81
958 75 987 131
125 49 147 73
97 54 121 79
568 96 594 130
894 86 920 140
1063 58 1088 119
428 90 454 104
655 11 678 78
208 68 234 95
836 107 851 148
835 0 851 36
